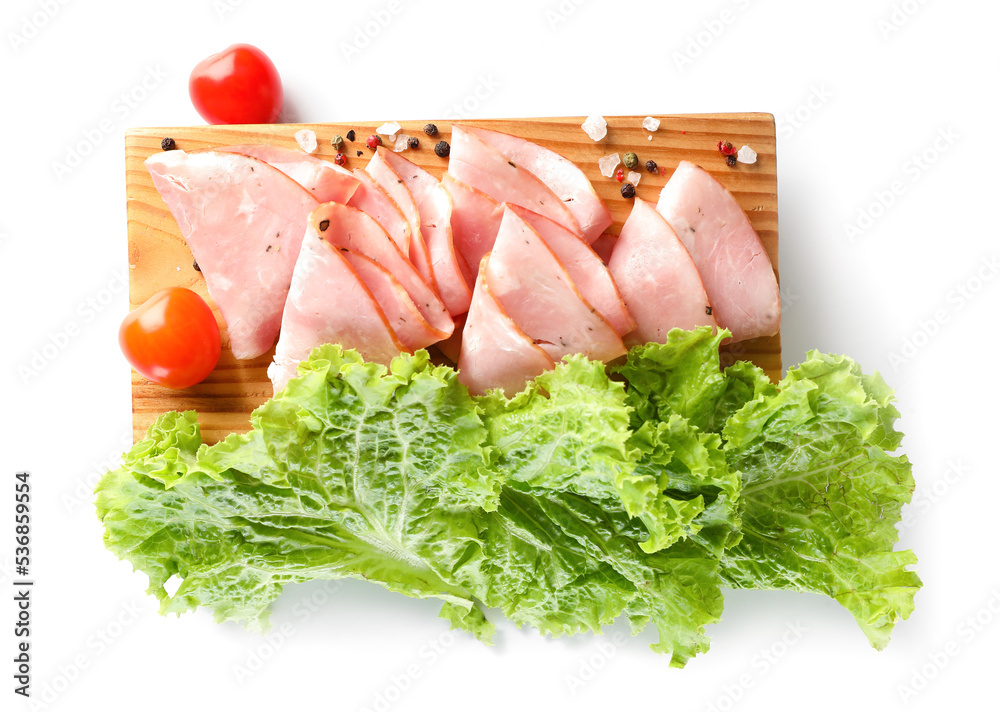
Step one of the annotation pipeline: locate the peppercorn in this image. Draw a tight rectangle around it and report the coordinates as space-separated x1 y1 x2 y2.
623 152 638 170
161 137 177 151
366 134 382 150
726 154 738 167
717 140 737 156
645 159 658 173
423 123 439 136
614 168 624 182
334 153 347 166
331 134 343 149
407 136 419 149
346 130 356 141
621 182 636 199
192 259 201 272
356 150 364 157
434 140 450 157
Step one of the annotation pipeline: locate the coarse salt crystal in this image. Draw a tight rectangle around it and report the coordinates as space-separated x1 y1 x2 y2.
377 121 402 137
393 134 412 152
598 153 620 178
642 116 660 131
737 145 757 164
294 129 317 153
647 135 653 141
582 115 608 141
627 171 642 186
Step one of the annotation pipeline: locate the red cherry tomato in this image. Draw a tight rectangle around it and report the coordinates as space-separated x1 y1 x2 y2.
189 43 283 124
119 288 221 389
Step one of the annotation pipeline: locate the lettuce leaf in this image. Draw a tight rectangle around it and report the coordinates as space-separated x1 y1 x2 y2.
97 347 499 634
475 358 723 665
719 352 920 648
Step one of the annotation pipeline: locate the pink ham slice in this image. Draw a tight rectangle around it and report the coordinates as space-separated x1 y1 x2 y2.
457 257 555 397
608 197 717 347
340 251 448 350
268 216 405 392
509 205 635 338
145 149 320 360
461 125 612 244
364 149 435 290
215 144 359 204
310 203 454 340
448 126 582 237
442 174 504 277
486 206 625 364
374 150 473 316
655 161 780 342
347 169 412 256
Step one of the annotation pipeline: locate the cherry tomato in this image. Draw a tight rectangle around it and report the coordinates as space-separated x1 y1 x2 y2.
189 43 283 124
119 288 221 389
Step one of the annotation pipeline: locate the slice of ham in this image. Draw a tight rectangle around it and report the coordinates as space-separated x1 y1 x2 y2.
310 203 453 340
457 257 555 397
461 125 612 244
340 251 448 350
608 197 717 346
145 149 320 359
215 144 359 204
486 206 625 364
375 150 473 316
442 174 504 276
655 161 780 342
268 217 405 393
347 169 412 256
364 149 435 290
448 126 582 237
509 205 635 338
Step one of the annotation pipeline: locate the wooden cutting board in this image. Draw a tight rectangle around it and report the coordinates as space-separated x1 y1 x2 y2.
125 113 780 444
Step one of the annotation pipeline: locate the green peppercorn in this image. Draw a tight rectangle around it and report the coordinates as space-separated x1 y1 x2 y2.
623 152 639 170
331 135 344 149
645 159 658 173
621 182 636 199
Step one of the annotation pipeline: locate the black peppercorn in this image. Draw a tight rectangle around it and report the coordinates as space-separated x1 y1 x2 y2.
161 137 177 151
434 140 450 157
192 259 201 272
346 130 356 141
621 182 636 199
726 154 738 167
423 123 438 136
645 159 658 173
407 136 419 149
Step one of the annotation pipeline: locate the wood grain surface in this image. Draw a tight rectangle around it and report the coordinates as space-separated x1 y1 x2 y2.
126 114 781 443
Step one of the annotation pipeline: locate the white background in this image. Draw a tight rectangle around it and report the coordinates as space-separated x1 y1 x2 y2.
2 0 997 710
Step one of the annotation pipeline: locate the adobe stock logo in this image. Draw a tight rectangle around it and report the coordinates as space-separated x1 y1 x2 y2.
7 0 71 53
339 0 405 64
